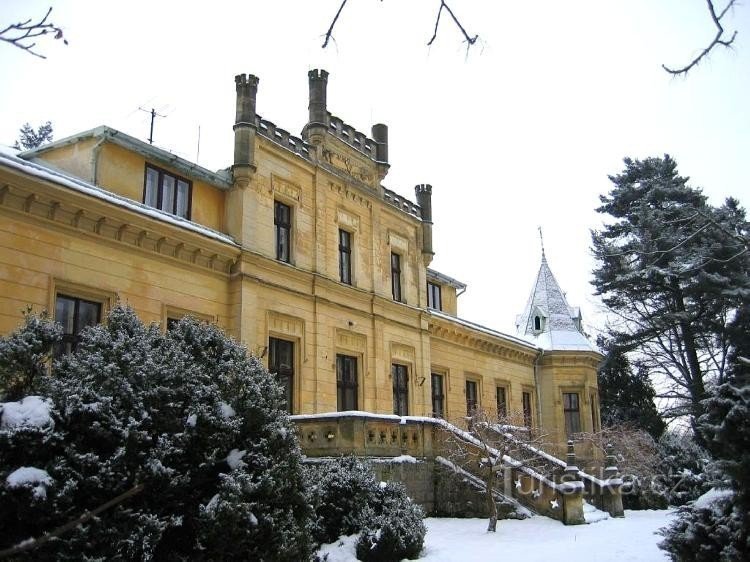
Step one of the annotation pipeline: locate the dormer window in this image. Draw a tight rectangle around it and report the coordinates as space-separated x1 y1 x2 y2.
534 315 541 331
532 307 547 334
144 164 192 219
427 282 442 310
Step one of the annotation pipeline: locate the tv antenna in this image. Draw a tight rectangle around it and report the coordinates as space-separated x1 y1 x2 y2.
138 106 167 144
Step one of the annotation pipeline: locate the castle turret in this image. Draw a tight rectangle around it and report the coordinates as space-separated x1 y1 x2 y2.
233 73 259 177
415 184 434 265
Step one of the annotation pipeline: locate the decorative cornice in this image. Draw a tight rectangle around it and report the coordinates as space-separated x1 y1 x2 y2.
0 180 239 275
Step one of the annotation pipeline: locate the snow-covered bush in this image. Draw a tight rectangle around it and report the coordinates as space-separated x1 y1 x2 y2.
0 306 313 560
0 308 61 401
660 380 750 560
355 481 426 562
306 456 382 544
306 456 426 560
655 431 711 507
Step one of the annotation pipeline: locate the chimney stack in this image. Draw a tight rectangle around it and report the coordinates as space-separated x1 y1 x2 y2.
233 74 259 171
307 69 329 127
415 184 434 264
371 123 389 164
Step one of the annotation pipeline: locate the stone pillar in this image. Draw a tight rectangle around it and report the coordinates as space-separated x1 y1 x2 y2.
372 123 390 181
233 74 258 175
308 69 329 126
601 443 624 517
561 440 585 525
414 184 434 266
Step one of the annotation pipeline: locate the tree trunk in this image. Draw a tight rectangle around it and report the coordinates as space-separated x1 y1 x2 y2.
486 466 498 532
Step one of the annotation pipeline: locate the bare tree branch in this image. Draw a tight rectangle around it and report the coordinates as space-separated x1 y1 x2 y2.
322 0 478 53
663 0 738 75
0 484 144 559
0 7 68 59
427 1 478 49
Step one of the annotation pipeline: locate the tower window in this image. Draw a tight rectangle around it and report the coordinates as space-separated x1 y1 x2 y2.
534 315 541 331
274 201 292 263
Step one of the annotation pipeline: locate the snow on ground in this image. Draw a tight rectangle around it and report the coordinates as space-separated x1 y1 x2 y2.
317 510 675 562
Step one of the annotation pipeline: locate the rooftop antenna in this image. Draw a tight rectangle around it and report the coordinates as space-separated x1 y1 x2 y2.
138 106 166 144
538 226 546 258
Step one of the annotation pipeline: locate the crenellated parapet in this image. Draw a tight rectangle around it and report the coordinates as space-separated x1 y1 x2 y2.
327 113 380 162
254 115 313 160
383 186 421 218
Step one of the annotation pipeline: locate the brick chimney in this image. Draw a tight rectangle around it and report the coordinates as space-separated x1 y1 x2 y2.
233 73 259 175
415 184 434 264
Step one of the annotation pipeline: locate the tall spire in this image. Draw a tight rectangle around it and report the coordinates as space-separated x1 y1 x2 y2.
538 226 545 259
515 251 595 351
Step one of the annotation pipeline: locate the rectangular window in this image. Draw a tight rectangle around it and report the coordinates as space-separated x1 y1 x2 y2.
466 380 478 416
274 201 292 263
496 386 507 419
391 252 402 302
431 373 445 418
339 229 352 285
269 338 294 414
336 354 358 411
55 294 102 356
143 164 191 219
392 364 409 416
522 391 533 428
564 392 582 436
427 282 442 310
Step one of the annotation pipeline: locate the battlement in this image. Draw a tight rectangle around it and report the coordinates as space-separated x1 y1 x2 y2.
254 115 312 160
383 187 421 219
327 113 379 160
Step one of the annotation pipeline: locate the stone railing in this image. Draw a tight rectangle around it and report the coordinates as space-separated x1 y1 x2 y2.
382 188 421 219
254 115 312 160
327 113 378 160
291 412 605 525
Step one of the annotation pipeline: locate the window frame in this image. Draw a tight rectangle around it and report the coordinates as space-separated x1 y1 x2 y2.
391 252 403 302
54 294 102 356
336 354 358 411
427 281 442 310
431 372 445 418
522 391 533 428
392 363 409 416
496 385 508 419
465 379 479 417
339 228 353 285
563 392 582 436
274 200 292 263
269 337 295 414
143 163 192 219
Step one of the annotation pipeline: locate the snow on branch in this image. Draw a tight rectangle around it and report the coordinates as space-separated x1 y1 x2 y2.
0 7 67 59
662 0 738 76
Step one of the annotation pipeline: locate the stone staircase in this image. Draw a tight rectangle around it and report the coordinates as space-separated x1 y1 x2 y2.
292 412 624 524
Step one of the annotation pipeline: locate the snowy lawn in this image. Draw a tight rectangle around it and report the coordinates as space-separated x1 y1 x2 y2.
318 510 675 562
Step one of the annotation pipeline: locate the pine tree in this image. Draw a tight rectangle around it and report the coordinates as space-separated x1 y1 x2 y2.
592 155 750 430
0 306 313 560
14 121 53 150
597 336 665 439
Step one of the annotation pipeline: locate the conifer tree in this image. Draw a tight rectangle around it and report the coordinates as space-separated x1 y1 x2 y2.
14 121 53 150
597 336 665 439
592 155 750 430
0 306 313 560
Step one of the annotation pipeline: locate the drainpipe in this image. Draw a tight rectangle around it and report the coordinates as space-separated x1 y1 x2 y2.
90 132 111 186
533 348 544 429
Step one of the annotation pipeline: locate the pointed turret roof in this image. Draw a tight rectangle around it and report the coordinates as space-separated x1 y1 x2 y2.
515 253 597 352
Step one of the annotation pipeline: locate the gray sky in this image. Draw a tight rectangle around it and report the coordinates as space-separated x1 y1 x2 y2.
1 0 748 336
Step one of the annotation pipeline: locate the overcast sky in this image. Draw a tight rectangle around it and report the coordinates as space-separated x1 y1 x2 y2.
1 0 748 336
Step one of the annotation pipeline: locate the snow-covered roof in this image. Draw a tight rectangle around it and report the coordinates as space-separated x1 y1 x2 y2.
515 253 598 352
426 268 467 292
20 126 233 191
0 144 238 247
429 309 539 351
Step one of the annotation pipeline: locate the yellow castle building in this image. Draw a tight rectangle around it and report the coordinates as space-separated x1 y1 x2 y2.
0 69 602 455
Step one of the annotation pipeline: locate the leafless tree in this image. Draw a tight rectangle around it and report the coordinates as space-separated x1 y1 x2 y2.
322 0 478 53
662 0 738 76
0 7 67 59
441 408 552 532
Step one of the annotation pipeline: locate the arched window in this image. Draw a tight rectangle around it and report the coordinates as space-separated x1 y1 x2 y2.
534 315 541 331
